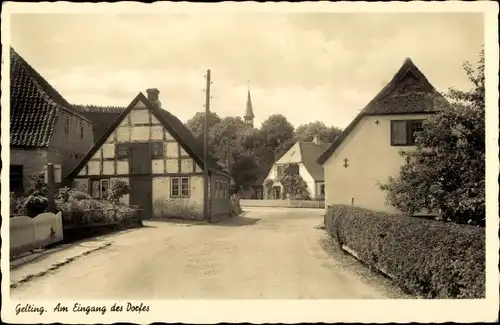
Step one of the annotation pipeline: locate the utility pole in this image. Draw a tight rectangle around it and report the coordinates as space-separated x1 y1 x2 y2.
227 135 232 216
46 163 56 213
203 69 211 223
227 135 231 188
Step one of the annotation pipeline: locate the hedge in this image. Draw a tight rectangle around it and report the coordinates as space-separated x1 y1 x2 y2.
324 205 485 299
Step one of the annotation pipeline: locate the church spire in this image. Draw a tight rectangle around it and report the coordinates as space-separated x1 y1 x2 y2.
244 81 254 127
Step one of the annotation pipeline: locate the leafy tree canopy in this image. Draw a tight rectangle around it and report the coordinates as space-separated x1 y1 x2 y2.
295 121 342 143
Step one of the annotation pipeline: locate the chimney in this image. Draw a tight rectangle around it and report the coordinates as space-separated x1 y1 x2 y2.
313 135 321 145
146 88 161 109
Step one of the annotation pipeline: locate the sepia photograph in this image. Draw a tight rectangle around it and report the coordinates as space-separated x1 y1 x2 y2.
1 1 498 323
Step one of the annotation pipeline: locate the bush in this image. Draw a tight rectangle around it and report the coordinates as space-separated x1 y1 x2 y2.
54 186 139 227
27 174 48 196
10 193 27 217
25 195 49 218
324 205 485 298
107 179 131 203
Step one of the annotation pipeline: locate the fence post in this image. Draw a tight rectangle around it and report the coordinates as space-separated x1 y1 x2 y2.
47 163 56 213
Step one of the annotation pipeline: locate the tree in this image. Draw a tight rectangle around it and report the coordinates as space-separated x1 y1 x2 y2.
231 154 260 191
209 116 246 162
379 47 485 226
280 163 311 200
185 111 221 141
295 121 342 143
259 114 295 162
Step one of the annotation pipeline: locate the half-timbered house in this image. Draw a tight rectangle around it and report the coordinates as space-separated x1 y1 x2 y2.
66 89 231 221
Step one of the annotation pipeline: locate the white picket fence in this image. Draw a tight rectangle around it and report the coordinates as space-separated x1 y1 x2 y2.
10 212 64 259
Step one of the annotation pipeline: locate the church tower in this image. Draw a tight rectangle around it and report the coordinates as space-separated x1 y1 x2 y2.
244 85 255 128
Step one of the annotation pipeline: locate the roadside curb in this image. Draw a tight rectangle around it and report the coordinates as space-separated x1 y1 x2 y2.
10 242 112 288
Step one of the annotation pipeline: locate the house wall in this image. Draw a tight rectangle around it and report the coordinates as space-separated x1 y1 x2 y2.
323 114 431 214
275 142 302 164
49 110 94 177
298 163 315 198
10 148 48 193
210 172 230 220
264 162 315 199
152 175 204 221
72 99 213 221
77 100 198 178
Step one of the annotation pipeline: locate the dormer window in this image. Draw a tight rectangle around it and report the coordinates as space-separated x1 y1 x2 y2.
390 119 424 146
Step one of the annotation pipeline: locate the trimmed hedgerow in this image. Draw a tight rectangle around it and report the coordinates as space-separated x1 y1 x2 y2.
324 205 485 299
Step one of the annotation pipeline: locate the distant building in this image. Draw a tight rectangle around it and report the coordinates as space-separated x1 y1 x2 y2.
317 58 449 214
9 47 94 194
66 89 231 221
244 88 255 128
72 105 126 143
264 136 331 200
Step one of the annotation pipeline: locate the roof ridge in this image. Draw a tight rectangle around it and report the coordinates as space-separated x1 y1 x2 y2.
72 104 127 113
10 47 90 122
317 58 449 166
66 93 228 179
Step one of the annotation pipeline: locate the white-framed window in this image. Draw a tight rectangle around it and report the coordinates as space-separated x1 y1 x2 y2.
90 179 110 199
171 176 190 198
80 122 84 139
390 119 424 146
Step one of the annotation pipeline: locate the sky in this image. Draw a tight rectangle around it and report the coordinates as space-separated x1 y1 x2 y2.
10 12 484 129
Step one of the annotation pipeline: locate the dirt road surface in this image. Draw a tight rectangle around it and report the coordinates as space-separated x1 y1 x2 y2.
10 207 406 299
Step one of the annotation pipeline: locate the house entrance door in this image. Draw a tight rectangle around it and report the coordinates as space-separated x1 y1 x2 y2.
129 177 153 219
272 186 281 200
129 143 153 219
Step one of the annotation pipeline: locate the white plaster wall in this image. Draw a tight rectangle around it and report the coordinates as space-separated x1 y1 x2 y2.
323 114 431 213
116 127 130 142
151 126 163 140
152 175 204 218
102 144 115 158
166 159 178 173
134 100 147 109
116 161 129 174
298 163 316 198
87 161 100 175
152 159 164 174
165 142 179 158
130 109 150 124
181 158 193 173
103 161 114 175
276 142 302 164
130 126 149 141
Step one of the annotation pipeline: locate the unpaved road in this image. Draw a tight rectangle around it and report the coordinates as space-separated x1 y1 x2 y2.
10 207 406 299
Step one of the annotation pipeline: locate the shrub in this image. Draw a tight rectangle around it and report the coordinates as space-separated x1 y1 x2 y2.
10 192 27 217
54 186 139 227
27 174 48 196
107 179 131 203
24 195 49 218
324 205 485 299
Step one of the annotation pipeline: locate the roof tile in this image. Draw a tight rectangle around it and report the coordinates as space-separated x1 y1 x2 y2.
10 47 88 147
